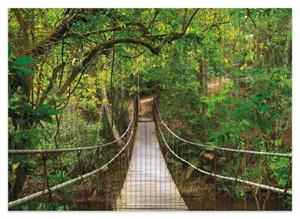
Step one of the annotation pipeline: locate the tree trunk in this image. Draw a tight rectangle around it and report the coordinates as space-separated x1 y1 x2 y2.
13 9 33 101
255 37 260 68
101 84 123 145
199 60 208 95
10 9 34 200
9 164 27 201
283 39 291 69
283 19 292 69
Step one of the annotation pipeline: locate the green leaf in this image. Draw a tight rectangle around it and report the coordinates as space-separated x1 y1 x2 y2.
48 109 62 115
34 104 61 123
8 42 13 57
256 113 272 134
40 115 54 124
12 66 33 74
36 104 61 115
37 104 52 112
14 56 37 66
235 186 246 198
258 103 270 113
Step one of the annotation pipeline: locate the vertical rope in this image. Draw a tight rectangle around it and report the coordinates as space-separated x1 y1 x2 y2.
106 166 109 209
76 151 88 203
284 157 292 194
176 136 179 207
144 121 146 208
150 121 152 206
42 155 54 210
233 153 244 190
94 148 101 194
116 143 119 208
54 114 67 210
110 48 115 131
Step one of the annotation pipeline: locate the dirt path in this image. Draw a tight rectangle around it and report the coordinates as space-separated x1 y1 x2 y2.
128 95 154 121
138 96 154 121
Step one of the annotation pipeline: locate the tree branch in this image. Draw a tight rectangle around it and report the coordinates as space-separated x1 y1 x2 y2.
26 10 81 57
51 9 200 102
182 9 199 33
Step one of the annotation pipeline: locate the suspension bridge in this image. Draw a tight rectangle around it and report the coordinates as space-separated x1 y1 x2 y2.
8 96 292 210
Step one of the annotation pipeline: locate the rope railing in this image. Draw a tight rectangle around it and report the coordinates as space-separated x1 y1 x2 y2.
8 97 136 155
154 99 292 196
154 98 292 158
8 96 138 209
8 123 136 208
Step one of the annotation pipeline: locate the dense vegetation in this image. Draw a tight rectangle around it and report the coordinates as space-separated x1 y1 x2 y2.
8 9 292 210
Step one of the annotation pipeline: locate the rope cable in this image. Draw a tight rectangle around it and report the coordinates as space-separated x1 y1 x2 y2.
155 99 292 158
8 112 136 208
154 103 292 196
8 98 136 155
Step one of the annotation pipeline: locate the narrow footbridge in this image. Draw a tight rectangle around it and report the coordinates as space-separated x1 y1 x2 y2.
8 96 292 210
115 121 187 210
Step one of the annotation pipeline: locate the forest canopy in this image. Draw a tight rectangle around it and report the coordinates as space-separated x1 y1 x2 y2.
8 8 292 210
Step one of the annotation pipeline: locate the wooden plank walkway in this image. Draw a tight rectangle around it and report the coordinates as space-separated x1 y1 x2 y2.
114 121 187 210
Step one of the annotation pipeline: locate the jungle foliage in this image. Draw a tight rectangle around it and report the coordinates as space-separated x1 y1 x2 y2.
8 8 292 210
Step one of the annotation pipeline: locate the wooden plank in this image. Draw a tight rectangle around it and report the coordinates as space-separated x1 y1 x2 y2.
114 122 187 210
